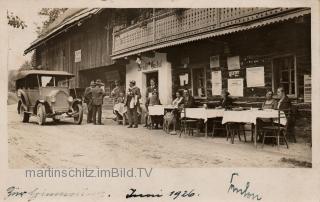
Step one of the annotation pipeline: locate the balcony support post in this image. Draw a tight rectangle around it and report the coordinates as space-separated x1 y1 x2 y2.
153 8 156 42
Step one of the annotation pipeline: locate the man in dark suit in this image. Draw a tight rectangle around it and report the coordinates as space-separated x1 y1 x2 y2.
276 87 296 143
91 79 106 125
125 80 141 128
84 81 95 123
219 89 233 109
182 89 195 108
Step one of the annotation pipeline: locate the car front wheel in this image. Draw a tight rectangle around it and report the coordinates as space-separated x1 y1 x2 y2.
73 104 83 125
20 104 29 123
37 104 46 125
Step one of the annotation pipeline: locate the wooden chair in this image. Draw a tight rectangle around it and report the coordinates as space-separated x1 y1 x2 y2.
261 110 289 149
226 123 247 144
179 108 199 137
211 117 226 137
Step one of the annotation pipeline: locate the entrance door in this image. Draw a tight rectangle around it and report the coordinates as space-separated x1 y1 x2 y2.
145 71 159 88
143 71 159 101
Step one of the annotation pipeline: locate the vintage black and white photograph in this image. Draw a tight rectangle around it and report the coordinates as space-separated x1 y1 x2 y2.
6 7 312 169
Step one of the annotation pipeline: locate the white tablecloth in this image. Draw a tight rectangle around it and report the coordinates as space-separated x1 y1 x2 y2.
148 105 177 116
206 109 225 119
222 109 286 125
148 105 165 115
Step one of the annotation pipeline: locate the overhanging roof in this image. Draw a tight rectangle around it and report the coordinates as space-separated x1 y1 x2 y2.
24 8 103 55
111 8 311 60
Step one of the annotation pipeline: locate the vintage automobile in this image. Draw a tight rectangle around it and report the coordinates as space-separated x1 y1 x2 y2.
15 70 83 125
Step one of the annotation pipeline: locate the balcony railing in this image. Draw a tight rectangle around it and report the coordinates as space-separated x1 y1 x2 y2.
112 8 302 57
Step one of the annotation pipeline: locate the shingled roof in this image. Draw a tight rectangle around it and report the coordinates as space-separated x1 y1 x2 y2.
24 8 103 55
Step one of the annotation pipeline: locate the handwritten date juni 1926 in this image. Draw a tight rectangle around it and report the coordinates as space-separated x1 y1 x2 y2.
125 188 199 200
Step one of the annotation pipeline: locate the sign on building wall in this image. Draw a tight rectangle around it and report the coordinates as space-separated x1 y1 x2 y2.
211 70 222 95
210 55 220 68
227 56 240 70
228 78 244 97
74 49 81 63
304 74 311 103
246 66 265 87
179 73 189 86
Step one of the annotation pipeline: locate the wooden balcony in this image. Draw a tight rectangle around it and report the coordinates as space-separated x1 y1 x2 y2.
112 8 309 59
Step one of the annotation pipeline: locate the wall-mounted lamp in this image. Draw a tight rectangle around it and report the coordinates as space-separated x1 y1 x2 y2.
136 56 142 71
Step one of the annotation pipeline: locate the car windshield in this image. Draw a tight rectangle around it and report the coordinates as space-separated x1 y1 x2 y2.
57 78 69 87
40 76 55 87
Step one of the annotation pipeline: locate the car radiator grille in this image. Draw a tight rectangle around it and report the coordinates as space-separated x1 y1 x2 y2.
52 92 69 112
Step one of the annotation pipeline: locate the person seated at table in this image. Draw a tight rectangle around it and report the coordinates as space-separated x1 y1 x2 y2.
276 86 296 143
216 89 233 109
262 90 277 109
145 90 162 129
172 91 184 108
113 92 127 124
182 89 195 108
257 90 278 138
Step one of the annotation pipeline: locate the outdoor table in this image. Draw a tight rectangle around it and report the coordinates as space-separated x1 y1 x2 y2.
148 105 165 116
182 108 225 137
148 105 177 116
221 109 286 147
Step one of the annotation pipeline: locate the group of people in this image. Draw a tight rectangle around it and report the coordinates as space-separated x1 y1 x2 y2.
83 78 295 142
84 79 106 125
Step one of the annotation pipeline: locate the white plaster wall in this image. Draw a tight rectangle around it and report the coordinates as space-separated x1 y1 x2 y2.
125 52 172 105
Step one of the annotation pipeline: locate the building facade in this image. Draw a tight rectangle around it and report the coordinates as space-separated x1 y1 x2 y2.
111 8 311 109
24 8 126 97
25 8 312 116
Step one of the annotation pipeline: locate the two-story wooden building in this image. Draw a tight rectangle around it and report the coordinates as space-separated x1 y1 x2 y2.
24 8 127 97
111 8 311 109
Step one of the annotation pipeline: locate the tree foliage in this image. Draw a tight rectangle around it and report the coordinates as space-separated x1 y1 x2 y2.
36 8 68 36
7 11 27 29
19 60 32 71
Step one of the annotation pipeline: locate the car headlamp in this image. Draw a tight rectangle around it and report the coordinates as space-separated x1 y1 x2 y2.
50 96 56 103
68 96 73 103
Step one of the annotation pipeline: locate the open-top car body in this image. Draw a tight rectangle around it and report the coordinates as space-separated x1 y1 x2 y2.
15 70 83 125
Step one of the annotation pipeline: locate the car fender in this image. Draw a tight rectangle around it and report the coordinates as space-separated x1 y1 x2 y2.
71 99 82 108
17 89 30 106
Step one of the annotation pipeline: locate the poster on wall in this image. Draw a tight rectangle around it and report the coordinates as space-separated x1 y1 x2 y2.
228 78 244 97
227 56 240 70
304 74 311 103
246 66 265 87
211 70 222 95
74 49 81 63
179 73 189 86
210 55 220 68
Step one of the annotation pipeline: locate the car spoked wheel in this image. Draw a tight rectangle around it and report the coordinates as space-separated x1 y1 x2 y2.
20 104 29 123
73 104 83 125
37 104 46 125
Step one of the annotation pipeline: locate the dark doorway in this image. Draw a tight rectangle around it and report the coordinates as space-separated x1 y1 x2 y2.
145 71 159 88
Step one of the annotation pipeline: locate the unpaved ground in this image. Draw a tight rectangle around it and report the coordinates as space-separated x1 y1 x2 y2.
7 104 311 168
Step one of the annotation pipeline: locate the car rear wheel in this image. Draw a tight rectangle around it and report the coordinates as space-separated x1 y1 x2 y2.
37 104 46 125
20 104 29 123
73 104 83 125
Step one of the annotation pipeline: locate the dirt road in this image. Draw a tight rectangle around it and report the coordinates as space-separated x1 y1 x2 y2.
7 104 311 168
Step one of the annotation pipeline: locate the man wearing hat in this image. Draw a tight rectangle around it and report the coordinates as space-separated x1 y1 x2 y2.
84 81 95 123
125 80 141 128
91 79 106 125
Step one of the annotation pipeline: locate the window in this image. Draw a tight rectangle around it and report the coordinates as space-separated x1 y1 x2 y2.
191 67 206 98
272 55 296 96
40 76 55 87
